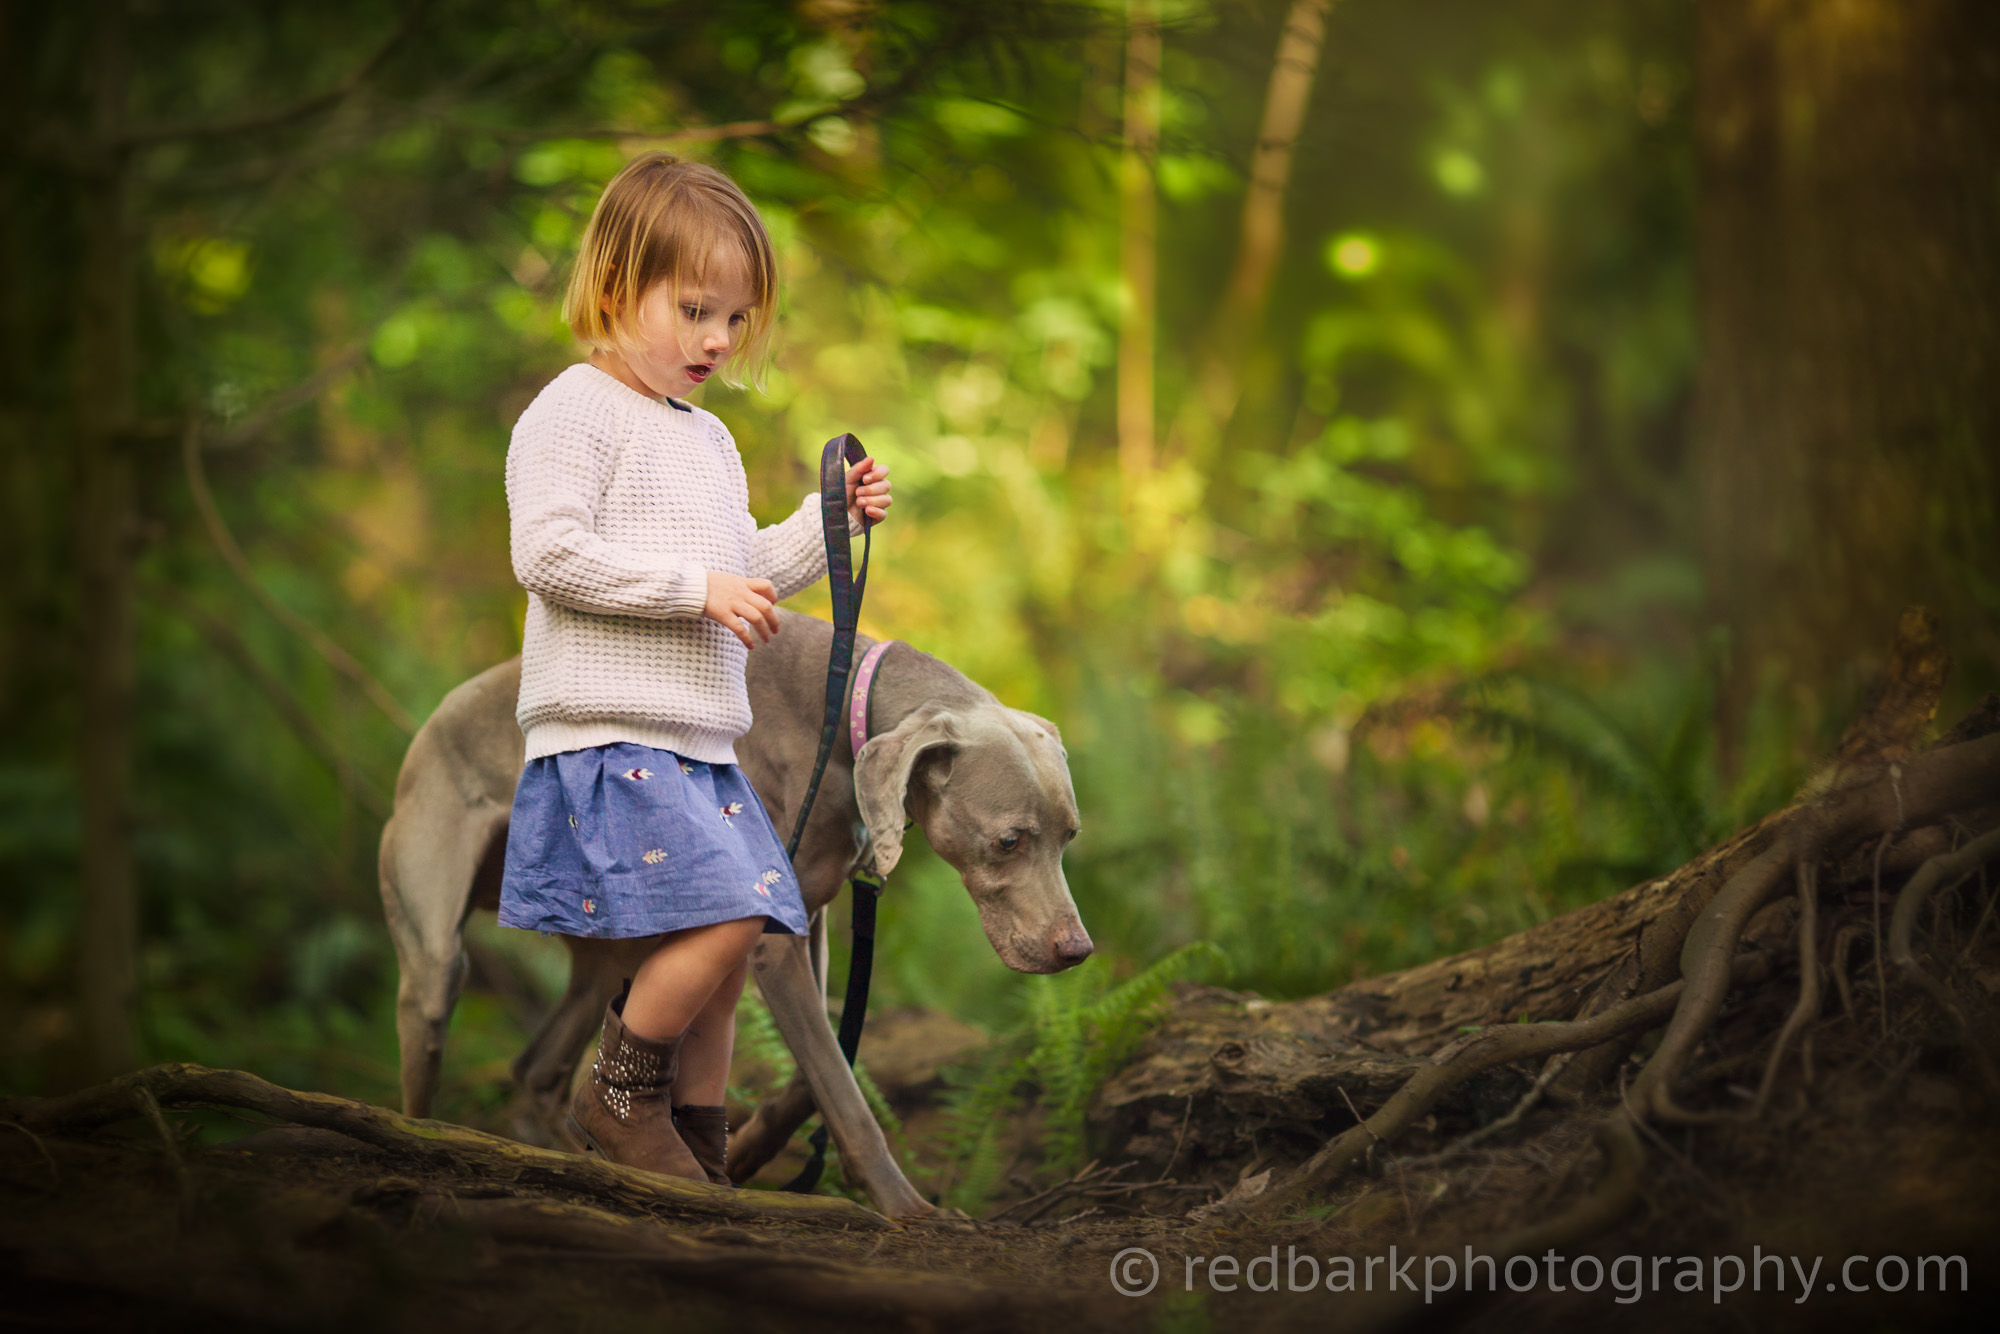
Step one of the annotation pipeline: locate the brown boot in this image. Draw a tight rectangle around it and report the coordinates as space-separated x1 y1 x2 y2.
564 990 705 1182
672 1104 733 1186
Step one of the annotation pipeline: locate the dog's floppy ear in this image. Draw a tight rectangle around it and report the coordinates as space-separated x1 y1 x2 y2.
854 707 960 876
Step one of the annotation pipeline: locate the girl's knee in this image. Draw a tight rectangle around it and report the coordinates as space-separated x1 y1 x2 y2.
717 946 752 993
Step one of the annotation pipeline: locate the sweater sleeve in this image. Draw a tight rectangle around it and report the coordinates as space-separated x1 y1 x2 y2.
506 389 710 619
749 492 832 602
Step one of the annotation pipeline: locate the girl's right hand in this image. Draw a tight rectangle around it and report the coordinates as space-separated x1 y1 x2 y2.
704 571 780 648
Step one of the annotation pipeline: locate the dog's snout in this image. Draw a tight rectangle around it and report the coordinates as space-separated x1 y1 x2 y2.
1050 928 1094 967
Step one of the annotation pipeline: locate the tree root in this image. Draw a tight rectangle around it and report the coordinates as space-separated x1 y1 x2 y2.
1239 729 2000 1225
1243 952 1772 1218
1888 824 2000 1099
0 1064 894 1231
1750 862 1822 1117
1874 831 1895 1038
1830 922 1867 1018
1355 745 1995 1330
1629 732 2000 1121
1431 1050 1578 1161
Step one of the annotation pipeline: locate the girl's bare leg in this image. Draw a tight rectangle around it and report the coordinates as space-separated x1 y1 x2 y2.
670 950 749 1105
620 914 763 1047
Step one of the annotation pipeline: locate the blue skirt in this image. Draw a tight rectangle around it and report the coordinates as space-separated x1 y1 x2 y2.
497 741 810 940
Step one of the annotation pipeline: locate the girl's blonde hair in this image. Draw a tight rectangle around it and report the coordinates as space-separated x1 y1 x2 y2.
562 153 778 388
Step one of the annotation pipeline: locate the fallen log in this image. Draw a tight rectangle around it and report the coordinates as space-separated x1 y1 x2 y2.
0 1063 893 1231
0 1071 1108 1334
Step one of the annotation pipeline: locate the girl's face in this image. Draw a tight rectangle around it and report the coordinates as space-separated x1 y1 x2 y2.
594 243 757 400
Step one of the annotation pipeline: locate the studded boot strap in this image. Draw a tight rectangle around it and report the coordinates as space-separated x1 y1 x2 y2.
592 1022 680 1124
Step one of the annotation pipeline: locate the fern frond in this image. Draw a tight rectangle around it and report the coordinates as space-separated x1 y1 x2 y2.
933 942 1231 1207
1457 674 1707 862
935 1048 1031 1211
1036 941 1230 1173
733 990 796 1097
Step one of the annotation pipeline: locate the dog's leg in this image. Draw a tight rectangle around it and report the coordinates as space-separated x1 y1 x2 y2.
808 906 830 1006
381 793 501 1118
509 938 636 1143
751 933 931 1217
508 956 612 1144
390 932 466 1120
726 1069 817 1181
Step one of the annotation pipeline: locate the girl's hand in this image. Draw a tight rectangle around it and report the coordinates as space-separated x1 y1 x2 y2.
705 571 780 649
845 457 892 526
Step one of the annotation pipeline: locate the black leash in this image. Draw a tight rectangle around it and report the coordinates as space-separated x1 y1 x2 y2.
782 433 872 861
779 433 881 1194
782 863 883 1192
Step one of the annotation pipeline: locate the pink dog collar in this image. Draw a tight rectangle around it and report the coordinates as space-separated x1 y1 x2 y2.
850 639 895 760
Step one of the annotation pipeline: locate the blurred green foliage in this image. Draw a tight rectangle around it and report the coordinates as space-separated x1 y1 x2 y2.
3 0 1831 1131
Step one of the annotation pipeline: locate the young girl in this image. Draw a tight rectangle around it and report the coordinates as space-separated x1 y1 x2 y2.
497 153 891 1184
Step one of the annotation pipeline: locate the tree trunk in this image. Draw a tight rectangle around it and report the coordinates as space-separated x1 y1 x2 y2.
1175 0 1333 463
1116 0 1160 491
74 0 139 1080
1694 0 2000 764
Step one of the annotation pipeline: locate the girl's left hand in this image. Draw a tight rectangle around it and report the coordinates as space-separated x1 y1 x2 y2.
845 456 892 525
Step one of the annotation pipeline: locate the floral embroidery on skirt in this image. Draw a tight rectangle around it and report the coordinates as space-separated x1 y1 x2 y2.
497 742 809 940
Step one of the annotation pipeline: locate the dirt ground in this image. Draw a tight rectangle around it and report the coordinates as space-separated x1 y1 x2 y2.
4 968 1996 1334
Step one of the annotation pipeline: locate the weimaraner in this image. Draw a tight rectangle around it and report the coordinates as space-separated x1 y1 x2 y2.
377 608 1091 1217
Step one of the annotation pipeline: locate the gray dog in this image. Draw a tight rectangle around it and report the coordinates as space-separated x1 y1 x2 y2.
377 608 1090 1217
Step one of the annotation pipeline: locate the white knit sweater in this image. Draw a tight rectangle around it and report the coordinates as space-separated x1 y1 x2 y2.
506 362 839 764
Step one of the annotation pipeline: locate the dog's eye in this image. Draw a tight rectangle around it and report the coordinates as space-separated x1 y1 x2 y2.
997 834 1020 853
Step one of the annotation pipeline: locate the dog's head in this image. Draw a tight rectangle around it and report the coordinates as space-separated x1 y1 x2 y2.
854 702 1091 974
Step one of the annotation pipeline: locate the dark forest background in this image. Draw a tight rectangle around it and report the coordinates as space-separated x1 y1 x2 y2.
3 0 1993 1174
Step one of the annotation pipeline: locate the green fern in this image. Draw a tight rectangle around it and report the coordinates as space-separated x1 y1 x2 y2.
934 941 1230 1212
935 1048 1032 1210
1039 941 1231 1171
1456 673 1712 864
727 989 796 1108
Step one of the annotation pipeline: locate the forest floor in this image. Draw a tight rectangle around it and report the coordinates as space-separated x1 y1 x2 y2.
4 951 1996 1334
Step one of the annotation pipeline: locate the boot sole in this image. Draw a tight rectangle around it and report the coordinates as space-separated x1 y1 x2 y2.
567 1109 712 1184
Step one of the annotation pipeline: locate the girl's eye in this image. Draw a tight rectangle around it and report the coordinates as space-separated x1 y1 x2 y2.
998 834 1020 853
681 305 704 320
730 312 747 327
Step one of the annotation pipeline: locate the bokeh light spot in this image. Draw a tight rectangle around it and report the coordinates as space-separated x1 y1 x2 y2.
1434 150 1485 196
1328 233 1381 278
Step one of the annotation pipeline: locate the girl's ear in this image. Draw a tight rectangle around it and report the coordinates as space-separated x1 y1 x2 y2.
853 707 961 876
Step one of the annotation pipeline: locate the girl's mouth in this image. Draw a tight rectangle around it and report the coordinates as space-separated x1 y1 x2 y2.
685 364 713 384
